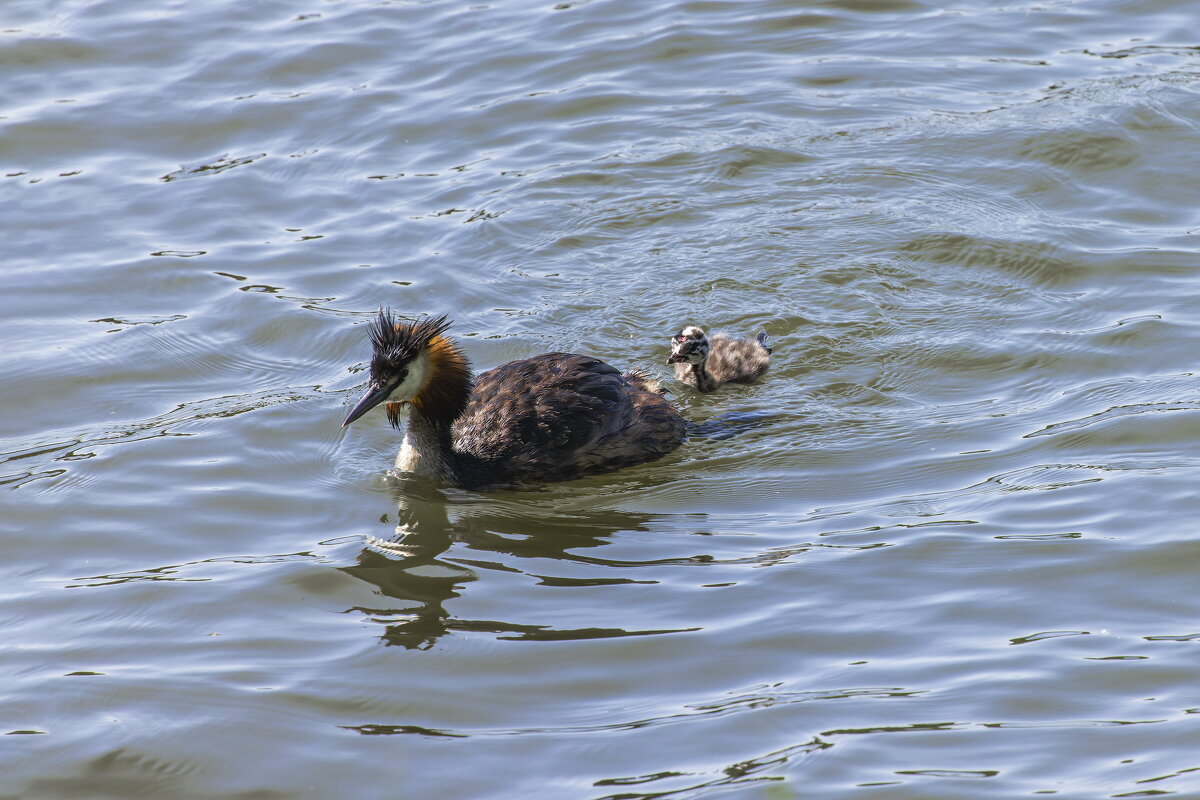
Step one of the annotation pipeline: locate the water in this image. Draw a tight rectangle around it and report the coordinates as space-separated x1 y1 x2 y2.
5 0 1200 797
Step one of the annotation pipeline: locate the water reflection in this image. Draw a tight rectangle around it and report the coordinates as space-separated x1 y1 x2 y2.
339 477 698 649
338 478 468 650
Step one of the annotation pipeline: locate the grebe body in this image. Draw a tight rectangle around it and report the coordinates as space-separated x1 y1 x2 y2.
343 312 685 490
667 325 772 393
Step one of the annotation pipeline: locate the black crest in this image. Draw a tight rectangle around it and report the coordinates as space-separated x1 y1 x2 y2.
368 309 452 376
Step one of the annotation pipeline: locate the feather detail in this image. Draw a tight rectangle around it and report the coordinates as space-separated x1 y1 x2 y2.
386 401 403 428
369 310 452 359
411 334 473 426
669 326 772 392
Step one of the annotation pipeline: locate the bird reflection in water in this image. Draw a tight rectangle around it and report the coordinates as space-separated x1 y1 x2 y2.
338 476 694 650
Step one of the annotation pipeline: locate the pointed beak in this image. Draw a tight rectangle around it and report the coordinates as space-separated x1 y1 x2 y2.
343 384 391 426
666 353 685 364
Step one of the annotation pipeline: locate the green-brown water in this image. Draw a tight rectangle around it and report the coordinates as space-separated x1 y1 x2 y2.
5 0 1200 797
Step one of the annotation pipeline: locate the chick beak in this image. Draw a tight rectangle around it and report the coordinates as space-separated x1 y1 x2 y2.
666 352 686 365
343 384 391 426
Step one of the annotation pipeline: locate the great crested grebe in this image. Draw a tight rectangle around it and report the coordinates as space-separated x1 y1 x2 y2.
342 311 687 490
667 325 772 393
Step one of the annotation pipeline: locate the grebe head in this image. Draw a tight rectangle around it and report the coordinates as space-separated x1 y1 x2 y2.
666 325 709 366
343 310 453 427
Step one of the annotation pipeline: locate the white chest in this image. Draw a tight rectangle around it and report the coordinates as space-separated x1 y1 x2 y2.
394 428 439 478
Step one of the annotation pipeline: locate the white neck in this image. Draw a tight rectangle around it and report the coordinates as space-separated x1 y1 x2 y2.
390 402 457 482
388 351 438 477
390 406 435 478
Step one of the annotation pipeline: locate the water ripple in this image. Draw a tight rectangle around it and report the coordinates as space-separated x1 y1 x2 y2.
6 0 1200 797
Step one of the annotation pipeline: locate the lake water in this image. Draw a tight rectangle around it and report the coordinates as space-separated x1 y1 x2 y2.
5 0 1200 797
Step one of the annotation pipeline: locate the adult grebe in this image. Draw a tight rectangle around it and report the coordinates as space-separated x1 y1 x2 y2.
342 311 686 490
667 325 772 393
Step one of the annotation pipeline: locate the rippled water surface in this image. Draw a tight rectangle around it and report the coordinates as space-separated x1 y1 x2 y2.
6 0 1200 797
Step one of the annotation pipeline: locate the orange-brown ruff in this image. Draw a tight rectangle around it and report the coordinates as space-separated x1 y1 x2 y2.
343 311 686 490
384 333 471 429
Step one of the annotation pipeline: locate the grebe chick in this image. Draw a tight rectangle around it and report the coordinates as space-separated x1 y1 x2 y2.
342 311 686 490
666 325 772 393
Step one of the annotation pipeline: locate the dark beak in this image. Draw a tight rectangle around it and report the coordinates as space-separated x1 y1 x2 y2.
666 353 685 364
343 385 391 426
